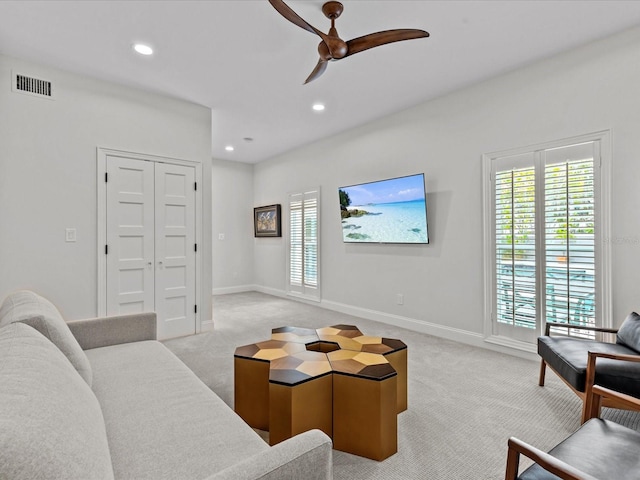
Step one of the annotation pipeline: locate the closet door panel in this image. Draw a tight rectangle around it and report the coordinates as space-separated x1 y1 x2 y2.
155 163 196 339
105 157 155 315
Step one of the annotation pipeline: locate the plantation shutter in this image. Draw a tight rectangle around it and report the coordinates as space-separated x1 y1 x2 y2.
488 137 601 345
544 143 596 329
288 188 320 300
494 153 537 339
289 195 303 287
303 195 318 288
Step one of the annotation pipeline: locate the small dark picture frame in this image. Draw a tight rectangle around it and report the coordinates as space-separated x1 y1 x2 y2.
254 204 282 237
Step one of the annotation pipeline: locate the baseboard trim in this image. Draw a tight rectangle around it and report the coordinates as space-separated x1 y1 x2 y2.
484 334 537 355
253 286 323 306
200 319 214 332
218 286 537 360
321 298 483 343
212 284 256 295
253 285 287 298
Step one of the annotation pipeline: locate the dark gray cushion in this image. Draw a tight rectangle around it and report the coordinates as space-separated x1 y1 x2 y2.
518 418 640 480
0 323 114 480
616 311 640 353
0 290 92 385
538 335 640 396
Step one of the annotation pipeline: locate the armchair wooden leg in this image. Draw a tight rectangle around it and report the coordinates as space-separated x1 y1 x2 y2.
505 440 520 480
581 397 591 424
581 392 601 424
581 351 599 424
538 359 547 387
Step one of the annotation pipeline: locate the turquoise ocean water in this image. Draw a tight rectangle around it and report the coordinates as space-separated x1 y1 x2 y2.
342 199 428 243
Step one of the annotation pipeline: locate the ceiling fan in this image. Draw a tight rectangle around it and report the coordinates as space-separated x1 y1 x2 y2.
268 0 430 84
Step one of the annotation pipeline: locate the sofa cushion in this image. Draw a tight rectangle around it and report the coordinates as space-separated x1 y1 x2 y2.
0 322 114 480
86 340 269 480
616 311 640 353
0 290 92 385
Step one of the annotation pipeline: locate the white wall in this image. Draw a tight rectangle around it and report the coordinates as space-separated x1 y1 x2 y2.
211 158 254 294
253 26 640 345
0 54 213 325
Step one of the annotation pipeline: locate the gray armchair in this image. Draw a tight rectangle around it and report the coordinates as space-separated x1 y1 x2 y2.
505 384 640 480
538 312 640 422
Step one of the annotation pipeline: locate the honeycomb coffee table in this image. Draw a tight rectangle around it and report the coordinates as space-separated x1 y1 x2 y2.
234 325 407 461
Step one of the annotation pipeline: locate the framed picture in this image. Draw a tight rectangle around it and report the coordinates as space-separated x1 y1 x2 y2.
254 204 281 237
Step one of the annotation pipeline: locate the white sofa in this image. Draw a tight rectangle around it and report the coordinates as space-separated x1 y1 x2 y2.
0 291 333 480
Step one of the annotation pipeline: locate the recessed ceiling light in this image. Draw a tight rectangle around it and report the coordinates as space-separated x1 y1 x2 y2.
133 43 153 56
225 145 235 152
312 103 325 112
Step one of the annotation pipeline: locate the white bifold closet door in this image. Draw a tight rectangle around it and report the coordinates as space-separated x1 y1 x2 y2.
105 156 196 339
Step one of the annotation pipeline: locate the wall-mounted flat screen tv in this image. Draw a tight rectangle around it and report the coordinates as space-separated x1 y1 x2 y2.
339 173 429 244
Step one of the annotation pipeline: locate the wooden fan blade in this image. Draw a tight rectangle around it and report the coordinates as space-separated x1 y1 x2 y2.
268 0 331 44
304 59 328 84
345 29 429 57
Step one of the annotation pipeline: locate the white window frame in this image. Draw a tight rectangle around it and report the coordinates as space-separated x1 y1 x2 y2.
287 187 321 302
482 131 612 352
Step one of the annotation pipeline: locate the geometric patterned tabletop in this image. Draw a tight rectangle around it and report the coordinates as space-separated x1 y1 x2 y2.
235 324 406 386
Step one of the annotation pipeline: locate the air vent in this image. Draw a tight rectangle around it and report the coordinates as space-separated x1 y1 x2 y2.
12 71 55 99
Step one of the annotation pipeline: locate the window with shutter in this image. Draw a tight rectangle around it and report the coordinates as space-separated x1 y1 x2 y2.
495 160 537 333
544 144 596 334
483 132 610 347
287 189 320 301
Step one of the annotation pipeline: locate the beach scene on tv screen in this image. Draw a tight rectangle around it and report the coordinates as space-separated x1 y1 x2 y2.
339 174 429 243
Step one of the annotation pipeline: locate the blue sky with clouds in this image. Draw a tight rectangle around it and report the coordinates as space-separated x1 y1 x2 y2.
341 174 425 206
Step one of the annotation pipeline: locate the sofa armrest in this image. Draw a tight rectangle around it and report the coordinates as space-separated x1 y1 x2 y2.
67 313 157 350
205 429 333 480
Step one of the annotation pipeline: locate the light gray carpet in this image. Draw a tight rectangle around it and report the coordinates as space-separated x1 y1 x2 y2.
163 292 639 480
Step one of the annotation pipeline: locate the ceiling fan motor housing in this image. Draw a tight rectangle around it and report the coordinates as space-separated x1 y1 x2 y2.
322 1 344 19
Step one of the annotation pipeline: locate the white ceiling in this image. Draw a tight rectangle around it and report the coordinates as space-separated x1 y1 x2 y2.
1 1 640 164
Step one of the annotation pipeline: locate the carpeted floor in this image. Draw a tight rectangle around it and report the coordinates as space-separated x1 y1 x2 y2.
163 292 639 480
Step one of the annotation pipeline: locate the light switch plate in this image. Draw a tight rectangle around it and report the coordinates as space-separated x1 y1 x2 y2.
65 228 77 242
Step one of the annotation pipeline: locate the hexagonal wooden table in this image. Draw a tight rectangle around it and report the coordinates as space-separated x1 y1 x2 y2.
317 325 408 413
269 350 333 445
234 325 407 461
234 339 306 430
328 349 398 461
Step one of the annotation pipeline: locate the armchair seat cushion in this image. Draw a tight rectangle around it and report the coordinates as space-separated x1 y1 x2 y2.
538 336 640 394
518 418 640 480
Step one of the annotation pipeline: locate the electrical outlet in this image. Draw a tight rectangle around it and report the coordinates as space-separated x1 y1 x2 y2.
218 233 225 240
396 294 404 305
65 228 77 242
